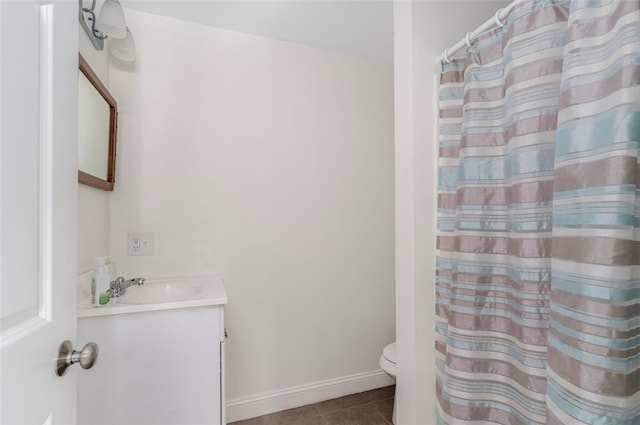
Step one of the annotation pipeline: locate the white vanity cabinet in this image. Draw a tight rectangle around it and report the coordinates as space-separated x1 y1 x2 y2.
77 275 227 425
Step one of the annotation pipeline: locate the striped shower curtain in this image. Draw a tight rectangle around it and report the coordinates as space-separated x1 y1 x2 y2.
436 0 640 424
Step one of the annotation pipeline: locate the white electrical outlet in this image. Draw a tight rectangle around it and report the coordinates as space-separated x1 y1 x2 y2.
128 233 154 256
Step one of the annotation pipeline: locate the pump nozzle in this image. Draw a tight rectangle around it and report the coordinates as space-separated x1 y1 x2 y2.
95 256 111 266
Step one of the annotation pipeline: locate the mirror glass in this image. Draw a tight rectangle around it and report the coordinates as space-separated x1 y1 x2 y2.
78 54 117 191
79 72 110 179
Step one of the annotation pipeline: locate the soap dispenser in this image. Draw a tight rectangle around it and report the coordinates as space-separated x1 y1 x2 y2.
91 256 111 307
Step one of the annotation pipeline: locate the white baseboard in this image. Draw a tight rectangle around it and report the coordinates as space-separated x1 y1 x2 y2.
225 369 395 423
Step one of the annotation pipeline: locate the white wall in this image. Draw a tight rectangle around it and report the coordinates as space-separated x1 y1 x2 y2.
78 1 111 274
393 1 511 424
77 185 110 273
109 9 395 402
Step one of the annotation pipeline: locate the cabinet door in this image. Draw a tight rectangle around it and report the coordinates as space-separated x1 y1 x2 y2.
78 306 222 424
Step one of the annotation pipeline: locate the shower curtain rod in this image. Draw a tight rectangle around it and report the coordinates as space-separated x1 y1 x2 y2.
434 0 521 65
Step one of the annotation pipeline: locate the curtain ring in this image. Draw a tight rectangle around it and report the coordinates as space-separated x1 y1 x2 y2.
494 8 505 27
443 48 450 64
465 32 472 48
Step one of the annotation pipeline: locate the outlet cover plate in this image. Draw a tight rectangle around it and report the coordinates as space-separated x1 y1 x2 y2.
128 233 154 256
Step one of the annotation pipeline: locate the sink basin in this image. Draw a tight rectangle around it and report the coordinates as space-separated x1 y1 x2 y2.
77 275 227 318
121 282 203 304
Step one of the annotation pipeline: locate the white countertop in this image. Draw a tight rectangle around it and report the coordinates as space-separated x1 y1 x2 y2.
78 274 227 318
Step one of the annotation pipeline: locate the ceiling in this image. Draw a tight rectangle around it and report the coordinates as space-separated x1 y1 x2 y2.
121 0 394 63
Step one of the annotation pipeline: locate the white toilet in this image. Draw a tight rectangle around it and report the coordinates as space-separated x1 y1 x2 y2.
379 342 397 424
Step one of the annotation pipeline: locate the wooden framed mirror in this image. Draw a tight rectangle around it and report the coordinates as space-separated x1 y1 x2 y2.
78 53 118 191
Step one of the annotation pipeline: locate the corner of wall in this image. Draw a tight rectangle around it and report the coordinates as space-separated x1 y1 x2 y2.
77 21 112 276
393 1 514 424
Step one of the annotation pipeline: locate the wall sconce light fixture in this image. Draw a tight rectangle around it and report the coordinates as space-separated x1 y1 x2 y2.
79 0 136 62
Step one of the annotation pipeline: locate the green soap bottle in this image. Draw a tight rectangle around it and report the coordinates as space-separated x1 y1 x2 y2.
91 256 111 307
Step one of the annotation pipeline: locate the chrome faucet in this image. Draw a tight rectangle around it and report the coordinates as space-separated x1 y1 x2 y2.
110 276 145 297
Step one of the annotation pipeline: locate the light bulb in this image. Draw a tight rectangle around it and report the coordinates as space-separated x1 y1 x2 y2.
96 0 127 39
110 28 136 62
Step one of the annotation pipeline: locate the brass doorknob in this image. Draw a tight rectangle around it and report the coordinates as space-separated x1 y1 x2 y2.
55 340 99 377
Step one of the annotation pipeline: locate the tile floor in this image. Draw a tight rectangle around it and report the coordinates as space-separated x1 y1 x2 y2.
228 385 395 425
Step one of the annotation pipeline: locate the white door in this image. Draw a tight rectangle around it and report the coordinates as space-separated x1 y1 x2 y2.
1 1 79 424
